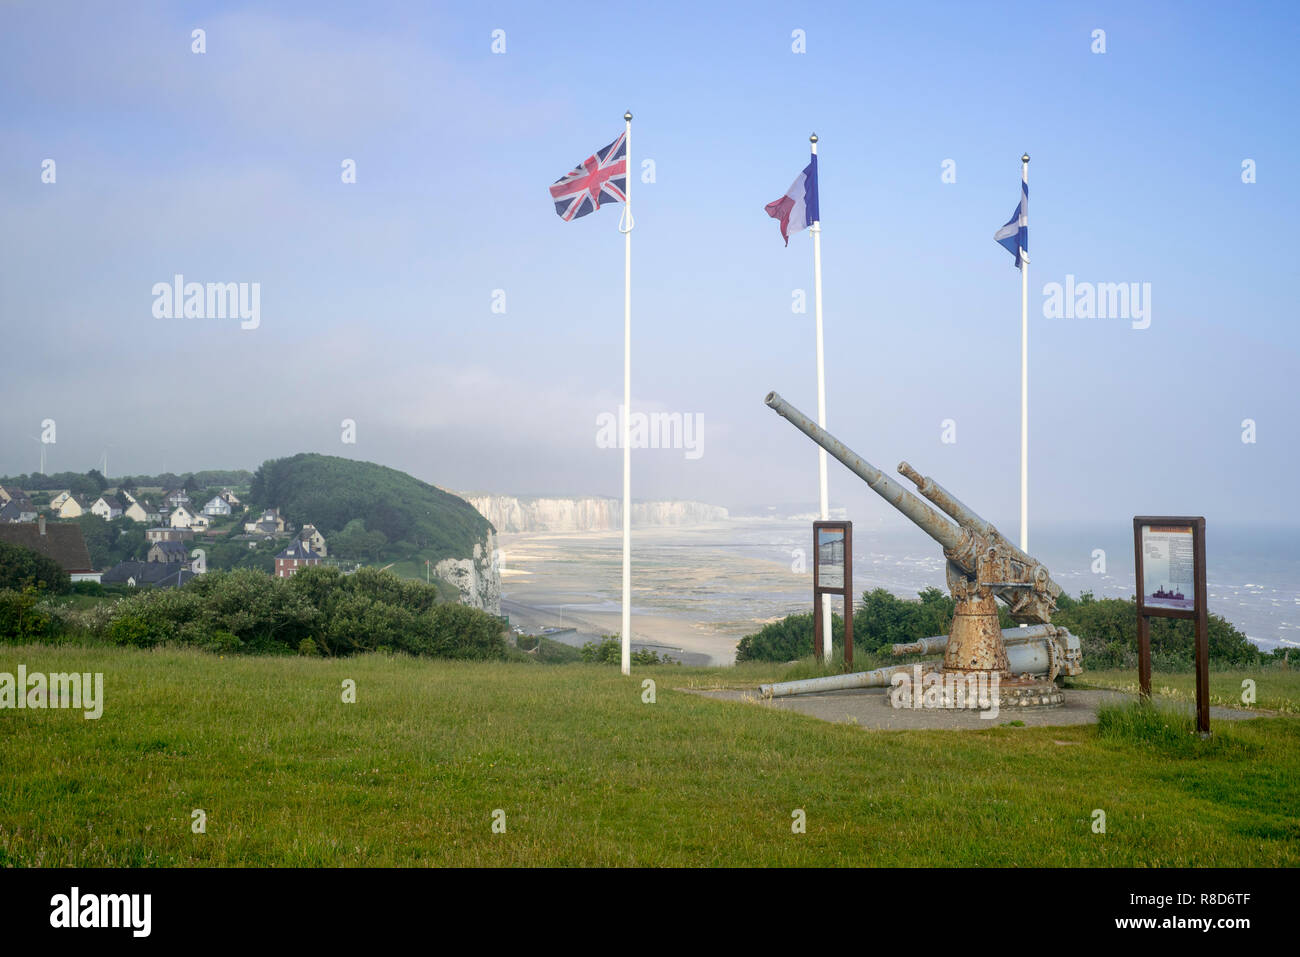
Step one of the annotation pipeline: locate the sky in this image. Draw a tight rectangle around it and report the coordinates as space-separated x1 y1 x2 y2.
1 0 1298 533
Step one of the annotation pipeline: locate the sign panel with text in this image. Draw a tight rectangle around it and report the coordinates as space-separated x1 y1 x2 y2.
1133 516 1209 734
1140 524 1196 611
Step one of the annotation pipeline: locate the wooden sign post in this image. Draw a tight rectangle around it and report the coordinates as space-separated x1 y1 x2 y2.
1133 516 1209 736
812 520 853 669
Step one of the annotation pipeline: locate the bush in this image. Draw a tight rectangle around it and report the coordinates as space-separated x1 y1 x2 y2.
107 612 166 648
579 636 675 665
422 603 509 660
93 566 506 660
1054 592 1263 671
0 587 63 643
736 613 845 663
0 542 71 594
71 580 105 597
738 588 1263 671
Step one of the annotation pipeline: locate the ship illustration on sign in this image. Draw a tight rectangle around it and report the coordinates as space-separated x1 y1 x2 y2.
1152 585 1185 601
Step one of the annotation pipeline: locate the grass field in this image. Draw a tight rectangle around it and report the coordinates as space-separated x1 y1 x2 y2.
1069 667 1300 714
1 645 1296 866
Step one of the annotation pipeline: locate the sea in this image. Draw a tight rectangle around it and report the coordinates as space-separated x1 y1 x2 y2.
498 519 1300 664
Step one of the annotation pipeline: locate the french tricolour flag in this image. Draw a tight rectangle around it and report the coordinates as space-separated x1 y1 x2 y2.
765 154 819 246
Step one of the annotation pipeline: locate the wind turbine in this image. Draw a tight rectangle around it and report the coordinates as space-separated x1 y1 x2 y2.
96 445 117 482
28 436 46 476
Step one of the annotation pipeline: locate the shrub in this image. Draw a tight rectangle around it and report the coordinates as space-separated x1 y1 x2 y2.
579 636 675 665
0 587 62 643
423 603 509 660
1054 592 1262 670
92 565 506 660
735 613 845 663
107 612 165 648
0 542 71 594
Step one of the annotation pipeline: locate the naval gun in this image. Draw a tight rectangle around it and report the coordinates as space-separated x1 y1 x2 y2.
764 391 1076 699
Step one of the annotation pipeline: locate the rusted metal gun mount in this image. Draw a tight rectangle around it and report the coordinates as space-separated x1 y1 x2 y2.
764 390 1068 696
898 461 1059 624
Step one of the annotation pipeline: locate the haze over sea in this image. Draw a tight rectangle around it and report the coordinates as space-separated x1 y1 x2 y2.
499 518 1299 665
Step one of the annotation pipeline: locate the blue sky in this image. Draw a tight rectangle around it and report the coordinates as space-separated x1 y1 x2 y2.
1 0 1297 530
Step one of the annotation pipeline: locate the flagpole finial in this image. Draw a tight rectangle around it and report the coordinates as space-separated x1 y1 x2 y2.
624 111 633 122
1022 153 1030 163
810 133 818 144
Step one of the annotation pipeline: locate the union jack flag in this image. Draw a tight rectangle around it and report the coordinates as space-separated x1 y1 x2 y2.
549 132 627 221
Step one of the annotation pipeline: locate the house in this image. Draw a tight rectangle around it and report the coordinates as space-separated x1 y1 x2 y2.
162 489 190 508
101 560 195 589
123 499 161 524
0 516 98 582
299 524 327 557
90 495 125 521
147 541 190 564
0 485 27 504
56 494 91 519
219 489 241 506
244 508 286 535
0 498 38 524
202 495 232 517
169 503 209 530
275 541 321 578
146 526 194 544
47 490 72 511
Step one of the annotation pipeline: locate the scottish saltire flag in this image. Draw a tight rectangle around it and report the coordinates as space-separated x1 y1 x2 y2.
994 181 1029 267
764 155 819 245
549 132 628 221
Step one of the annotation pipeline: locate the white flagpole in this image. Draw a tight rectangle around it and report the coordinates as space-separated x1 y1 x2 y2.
810 133 831 663
1019 153 1029 554
620 111 634 676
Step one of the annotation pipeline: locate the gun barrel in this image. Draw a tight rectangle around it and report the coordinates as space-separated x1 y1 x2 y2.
898 462 1061 599
898 463 1035 563
764 391 963 552
758 632 1080 698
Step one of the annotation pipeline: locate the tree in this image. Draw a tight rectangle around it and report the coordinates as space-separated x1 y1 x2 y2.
0 542 71 594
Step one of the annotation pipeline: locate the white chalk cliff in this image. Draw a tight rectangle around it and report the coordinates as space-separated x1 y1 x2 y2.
434 530 501 616
465 495 729 534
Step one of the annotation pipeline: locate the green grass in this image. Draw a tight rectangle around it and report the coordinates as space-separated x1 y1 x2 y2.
1070 666 1300 714
1 645 1296 866
1097 700 1237 754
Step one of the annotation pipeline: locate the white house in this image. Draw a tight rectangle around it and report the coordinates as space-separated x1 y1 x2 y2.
123 499 161 524
169 503 209 530
57 495 90 519
299 524 327 557
202 495 232 517
162 489 190 508
244 508 286 534
90 495 124 521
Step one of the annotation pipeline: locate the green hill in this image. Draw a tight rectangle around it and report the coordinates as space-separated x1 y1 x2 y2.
248 453 492 567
